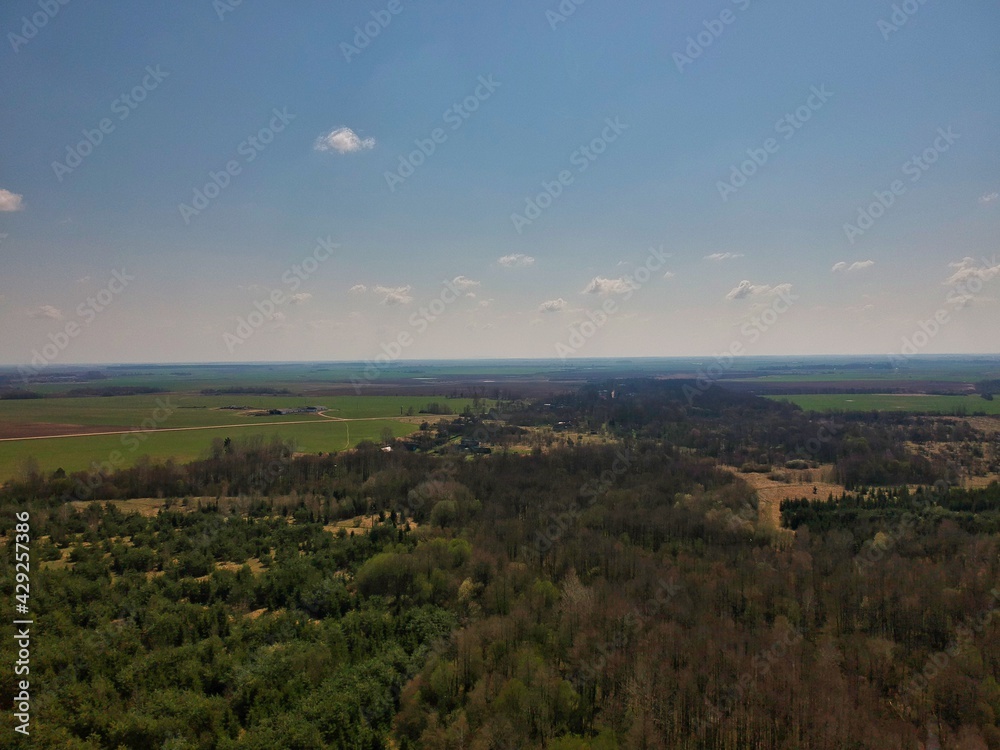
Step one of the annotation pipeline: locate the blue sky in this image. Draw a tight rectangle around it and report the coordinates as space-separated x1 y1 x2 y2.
1 0 998 365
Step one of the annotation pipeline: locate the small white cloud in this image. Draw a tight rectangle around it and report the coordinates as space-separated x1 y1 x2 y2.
726 280 791 301
76 276 92 284
289 293 312 303
704 252 743 261
0 190 24 212
497 253 535 268
832 260 875 273
726 280 757 300
945 257 1000 286
538 298 567 313
349 284 367 294
451 275 480 290
581 276 634 296
980 192 999 204
314 127 375 154
374 285 413 305
28 305 63 320
663 271 676 279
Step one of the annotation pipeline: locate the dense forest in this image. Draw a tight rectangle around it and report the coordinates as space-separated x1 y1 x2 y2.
2 381 999 748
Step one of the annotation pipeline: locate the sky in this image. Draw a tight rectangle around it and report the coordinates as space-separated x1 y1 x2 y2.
1 0 998 366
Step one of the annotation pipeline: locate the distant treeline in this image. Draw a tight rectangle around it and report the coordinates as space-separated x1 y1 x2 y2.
0 388 43 399
0 385 166 399
977 379 1000 399
200 387 295 396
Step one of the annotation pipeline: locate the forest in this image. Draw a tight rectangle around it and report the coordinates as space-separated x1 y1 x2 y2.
1 380 999 749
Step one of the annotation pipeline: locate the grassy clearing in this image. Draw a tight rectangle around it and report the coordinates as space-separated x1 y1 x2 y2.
768 393 1000 415
0 394 484 431
0 419 417 479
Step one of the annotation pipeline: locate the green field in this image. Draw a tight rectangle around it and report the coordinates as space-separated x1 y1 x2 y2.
769 393 1000 415
0 393 489 480
0 394 482 430
0 419 418 480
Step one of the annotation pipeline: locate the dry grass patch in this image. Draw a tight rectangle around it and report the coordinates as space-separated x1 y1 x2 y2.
216 558 266 574
725 464 845 527
324 514 418 537
69 497 213 517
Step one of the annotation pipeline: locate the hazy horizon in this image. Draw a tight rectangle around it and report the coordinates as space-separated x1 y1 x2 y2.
2 1 998 365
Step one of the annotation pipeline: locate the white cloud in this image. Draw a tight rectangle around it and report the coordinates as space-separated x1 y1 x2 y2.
945 257 1000 286
832 260 875 273
28 305 63 320
374 285 413 305
726 280 757 300
704 252 743 261
289 293 312 303
581 276 634 296
349 284 367 294
0 189 24 212
538 298 567 313
497 253 535 268
726 280 792 301
980 192 998 204
76 276 92 284
663 271 676 279
314 127 375 154
451 275 480 291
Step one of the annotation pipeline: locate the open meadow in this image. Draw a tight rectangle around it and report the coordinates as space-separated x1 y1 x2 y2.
0 386 485 479
767 393 1000 415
